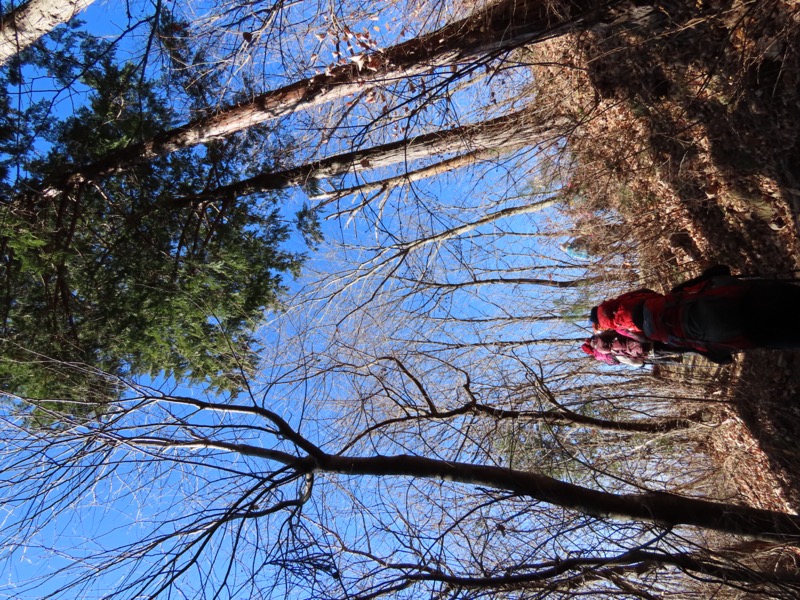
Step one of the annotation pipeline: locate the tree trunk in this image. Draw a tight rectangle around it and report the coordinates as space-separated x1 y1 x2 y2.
311 148 496 203
172 109 570 205
312 453 800 542
45 0 615 191
419 275 597 290
0 0 94 64
140 429 800 543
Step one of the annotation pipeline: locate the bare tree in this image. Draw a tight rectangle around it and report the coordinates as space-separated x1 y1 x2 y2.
1 3 787 599
0 376 794 599
170 107 572 206
37 0 623 194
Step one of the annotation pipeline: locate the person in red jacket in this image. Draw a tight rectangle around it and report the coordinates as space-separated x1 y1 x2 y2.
589 266 800 363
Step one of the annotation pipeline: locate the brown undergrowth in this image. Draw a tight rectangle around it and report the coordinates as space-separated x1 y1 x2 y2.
530 0 800 513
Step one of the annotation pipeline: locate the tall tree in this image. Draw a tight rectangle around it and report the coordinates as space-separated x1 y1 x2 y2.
36 0 621 195
173 107 572 205
0 30 302 410
0 380 794 599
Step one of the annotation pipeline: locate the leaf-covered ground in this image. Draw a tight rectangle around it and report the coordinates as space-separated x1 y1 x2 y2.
532 0 800 512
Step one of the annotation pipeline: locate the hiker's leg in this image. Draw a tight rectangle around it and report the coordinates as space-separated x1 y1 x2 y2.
743 282 800 348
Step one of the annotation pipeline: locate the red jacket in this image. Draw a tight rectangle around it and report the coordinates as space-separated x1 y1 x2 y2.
594 289 659 339
595 270 750 355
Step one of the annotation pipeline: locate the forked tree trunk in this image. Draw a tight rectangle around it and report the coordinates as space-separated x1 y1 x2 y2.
46 0 617 192
168 430 800 543
0 0 94 64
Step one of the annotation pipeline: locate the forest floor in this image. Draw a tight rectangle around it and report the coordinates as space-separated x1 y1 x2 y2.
532 0 800 513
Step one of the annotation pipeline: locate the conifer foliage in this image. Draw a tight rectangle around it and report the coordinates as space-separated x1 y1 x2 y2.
0 21 302 412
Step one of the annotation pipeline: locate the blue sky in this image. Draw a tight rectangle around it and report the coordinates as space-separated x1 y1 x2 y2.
0 1 631 597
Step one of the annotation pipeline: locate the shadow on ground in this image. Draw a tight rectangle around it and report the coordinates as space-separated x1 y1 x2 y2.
732 350 800 510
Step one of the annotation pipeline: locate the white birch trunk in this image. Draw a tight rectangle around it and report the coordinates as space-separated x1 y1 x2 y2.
0 0 94 64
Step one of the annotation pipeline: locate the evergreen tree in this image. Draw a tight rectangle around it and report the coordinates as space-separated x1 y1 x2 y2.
0 27 302 415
